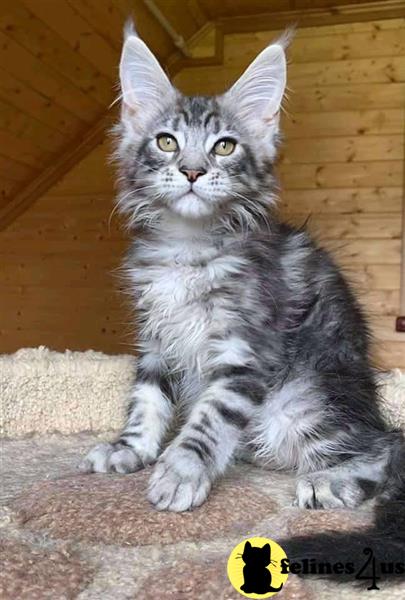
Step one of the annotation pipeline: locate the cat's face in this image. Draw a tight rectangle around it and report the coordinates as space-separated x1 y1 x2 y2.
116 32 288 228
242 541 271 566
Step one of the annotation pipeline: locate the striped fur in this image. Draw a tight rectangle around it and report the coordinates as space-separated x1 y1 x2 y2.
80 30 404 517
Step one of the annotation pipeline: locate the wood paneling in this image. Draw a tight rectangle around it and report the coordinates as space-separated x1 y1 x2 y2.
0 0 184 227
0 141 130 353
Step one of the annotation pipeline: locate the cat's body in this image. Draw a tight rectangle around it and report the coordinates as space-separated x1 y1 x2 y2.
128 214 390 478
80 27 404 528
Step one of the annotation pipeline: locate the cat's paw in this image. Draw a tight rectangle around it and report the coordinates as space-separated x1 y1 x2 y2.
147 446 212 512
295 472 364 509
78 442 144 474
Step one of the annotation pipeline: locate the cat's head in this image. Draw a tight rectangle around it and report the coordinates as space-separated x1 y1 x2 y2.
242 541 271 566
115 25 288 230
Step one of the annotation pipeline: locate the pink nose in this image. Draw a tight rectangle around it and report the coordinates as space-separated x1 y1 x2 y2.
179 167 206 183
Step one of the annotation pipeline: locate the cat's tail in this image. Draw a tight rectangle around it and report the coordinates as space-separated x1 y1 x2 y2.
279 435 405 587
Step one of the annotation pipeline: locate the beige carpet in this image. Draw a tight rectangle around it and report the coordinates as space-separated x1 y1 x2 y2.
1 433 404 599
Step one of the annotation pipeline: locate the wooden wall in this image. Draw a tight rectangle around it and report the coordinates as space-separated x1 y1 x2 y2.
0 17 404 367
0 142 130 354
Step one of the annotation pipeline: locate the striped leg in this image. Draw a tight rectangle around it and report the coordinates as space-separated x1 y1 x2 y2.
79 353 174 474
148 364 266 511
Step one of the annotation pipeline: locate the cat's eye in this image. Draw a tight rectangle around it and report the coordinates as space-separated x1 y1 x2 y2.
157 134 178 152
214 138 236 156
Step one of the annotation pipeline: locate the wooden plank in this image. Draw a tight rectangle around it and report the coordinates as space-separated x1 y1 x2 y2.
2 285 124 305
29 192 115 212
283 109 404 138
0 115 115 231
347 264 401 291
278 160 403 189
49 155 115 196
200 0 290 20
0 99 67 154
224 28 405 66
0 2 114 108
2 214 124 242
0 68 87 136
0 179 18 202
292 18 405 37
0 31 100 123
280 187 402 215
289 83 405 112
0 239 127 257
71 0 127 51
0 130 52 168
371 316 405 342
289 56 405 87
280 135 403 164
360 289 400 316
374 342 405 368
153 0 200 40
292 213 402 240
325 238 401 265
219 2 405 34
1 256 122 287
0 154 36 182
20 0 119 78
2 302 125 329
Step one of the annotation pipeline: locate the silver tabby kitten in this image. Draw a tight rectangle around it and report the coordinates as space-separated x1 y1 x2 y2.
80 29 404 516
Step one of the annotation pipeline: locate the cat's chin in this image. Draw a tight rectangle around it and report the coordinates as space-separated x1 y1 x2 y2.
170 192 215 220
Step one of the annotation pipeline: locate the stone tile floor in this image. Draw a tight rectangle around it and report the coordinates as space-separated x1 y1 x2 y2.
1 434 404 599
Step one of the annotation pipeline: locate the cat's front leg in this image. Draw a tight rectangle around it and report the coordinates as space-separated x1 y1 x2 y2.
79 350 174 474
148 361 266 511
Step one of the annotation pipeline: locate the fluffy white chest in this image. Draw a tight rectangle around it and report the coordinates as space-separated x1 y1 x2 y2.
129 251 245 371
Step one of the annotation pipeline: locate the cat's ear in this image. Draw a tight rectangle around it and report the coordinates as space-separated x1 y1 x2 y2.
224 36 288 128
263 543 271 558
119 27 175 119
244 541 252 551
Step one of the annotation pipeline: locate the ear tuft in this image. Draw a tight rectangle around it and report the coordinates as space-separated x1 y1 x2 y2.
123 18 137 40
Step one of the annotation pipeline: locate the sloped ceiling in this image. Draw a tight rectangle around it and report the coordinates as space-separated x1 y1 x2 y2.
0 0 402 229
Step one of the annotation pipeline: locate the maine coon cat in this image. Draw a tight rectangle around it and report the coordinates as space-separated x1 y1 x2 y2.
80 27 404 523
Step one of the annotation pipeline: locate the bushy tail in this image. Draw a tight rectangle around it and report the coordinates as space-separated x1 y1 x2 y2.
279 436 405 588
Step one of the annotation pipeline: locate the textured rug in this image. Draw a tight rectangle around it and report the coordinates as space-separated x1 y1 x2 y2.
1 434 405 599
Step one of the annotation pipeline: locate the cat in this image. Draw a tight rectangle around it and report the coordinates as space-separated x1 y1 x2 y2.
240 541 283 594
80 24 404 539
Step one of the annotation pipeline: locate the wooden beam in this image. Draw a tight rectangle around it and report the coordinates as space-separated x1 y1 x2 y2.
0 111 116 231
167 23 224 74
220 1 405 34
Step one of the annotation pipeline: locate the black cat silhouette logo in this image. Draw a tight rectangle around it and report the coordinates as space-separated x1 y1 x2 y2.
227 537 289 598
